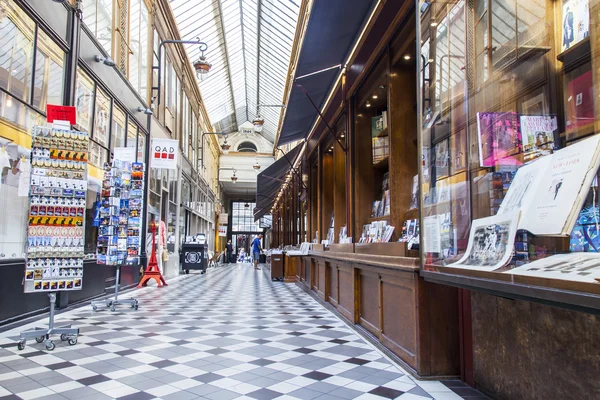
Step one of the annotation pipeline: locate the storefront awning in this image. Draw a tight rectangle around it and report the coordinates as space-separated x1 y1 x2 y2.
254 143 303 220
276 0 376 146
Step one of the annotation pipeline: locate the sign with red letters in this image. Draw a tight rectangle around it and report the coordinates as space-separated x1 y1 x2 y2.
150 138 178 170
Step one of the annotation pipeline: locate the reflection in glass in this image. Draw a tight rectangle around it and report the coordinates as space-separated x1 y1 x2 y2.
0 4 34 103
94 88 111 147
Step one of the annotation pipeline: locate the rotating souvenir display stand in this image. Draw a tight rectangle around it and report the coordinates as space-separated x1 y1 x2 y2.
18 126 89 351
91 160 144 311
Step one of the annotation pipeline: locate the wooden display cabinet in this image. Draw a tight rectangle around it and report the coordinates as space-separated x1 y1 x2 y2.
352 20 419 254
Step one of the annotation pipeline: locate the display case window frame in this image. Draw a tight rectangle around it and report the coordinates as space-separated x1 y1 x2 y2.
418 0 600 311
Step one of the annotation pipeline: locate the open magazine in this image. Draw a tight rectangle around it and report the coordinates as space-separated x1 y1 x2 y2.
497 133 600 236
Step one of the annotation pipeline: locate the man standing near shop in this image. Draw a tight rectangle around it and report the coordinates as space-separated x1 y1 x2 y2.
252 234 263 270
226 239 234 264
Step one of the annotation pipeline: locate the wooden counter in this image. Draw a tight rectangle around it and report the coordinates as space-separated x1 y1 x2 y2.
298 251 459 379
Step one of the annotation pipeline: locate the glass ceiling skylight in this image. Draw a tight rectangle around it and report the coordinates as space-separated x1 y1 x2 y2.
169 0 300 143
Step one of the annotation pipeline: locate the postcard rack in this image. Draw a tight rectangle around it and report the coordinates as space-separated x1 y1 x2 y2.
18 126 90 350
92 160 143 312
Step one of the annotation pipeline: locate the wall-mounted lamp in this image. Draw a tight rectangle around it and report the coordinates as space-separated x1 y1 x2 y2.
253 159 261 171
95 55 116 67
137 106 153 115
221 135 231 154
192 41 211 79
231 168 238 183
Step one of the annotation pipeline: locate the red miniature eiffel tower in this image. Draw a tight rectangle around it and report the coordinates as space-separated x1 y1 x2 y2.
137 223 168 288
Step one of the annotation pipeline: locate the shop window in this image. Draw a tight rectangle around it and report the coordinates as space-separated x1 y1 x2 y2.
0 0 66 115
168 201 177 254
168 168 178 203
111 106 126 150
33 30 65 110
137 130 146 162
182 95 189 152
127 119 137 149
237 141 257 152
93 87 111 147
82 0 113 56
419 0 600 305
75 70 95 134
0 6 34 104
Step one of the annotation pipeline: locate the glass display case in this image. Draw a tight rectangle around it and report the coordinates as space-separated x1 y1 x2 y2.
418 0 600 305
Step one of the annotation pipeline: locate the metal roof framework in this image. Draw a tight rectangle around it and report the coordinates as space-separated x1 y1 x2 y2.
169 0 300 142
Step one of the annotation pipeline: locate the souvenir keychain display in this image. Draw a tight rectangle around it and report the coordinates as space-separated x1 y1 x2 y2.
92 159 143 311
18 126 88 351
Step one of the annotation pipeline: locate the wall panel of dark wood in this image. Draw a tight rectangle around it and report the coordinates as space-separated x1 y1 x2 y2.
472 292 600 400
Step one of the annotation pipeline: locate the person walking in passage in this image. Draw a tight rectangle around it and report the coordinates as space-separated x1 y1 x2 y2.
252 234 263 270
226 240 234 264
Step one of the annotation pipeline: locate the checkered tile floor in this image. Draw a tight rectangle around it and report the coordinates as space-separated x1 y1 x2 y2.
0 263 477 400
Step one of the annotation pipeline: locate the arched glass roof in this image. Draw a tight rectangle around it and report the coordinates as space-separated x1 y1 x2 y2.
169 0 301 143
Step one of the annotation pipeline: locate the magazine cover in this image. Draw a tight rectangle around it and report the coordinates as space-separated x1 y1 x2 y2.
562 0 589 52
477 112 522 167
520 115 556 159
449 211 520 271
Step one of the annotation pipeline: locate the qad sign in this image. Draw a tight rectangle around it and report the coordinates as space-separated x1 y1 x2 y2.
151 138 178 170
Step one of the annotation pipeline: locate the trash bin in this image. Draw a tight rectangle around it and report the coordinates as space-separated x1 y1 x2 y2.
271 251 284 281
259 253 267 264
181 242 208 274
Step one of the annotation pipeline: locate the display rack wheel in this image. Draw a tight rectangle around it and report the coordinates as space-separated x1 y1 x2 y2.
110 306 116 312
68 337 77 346
60 334 68 341
185 269 189 274
17 341 25 351
106 302 112 307
92 305 98 311
45 340 55 351
35 336 45 343
134 304 139 310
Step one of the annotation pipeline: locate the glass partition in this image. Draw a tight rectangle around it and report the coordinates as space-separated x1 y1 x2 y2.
418 0 600 301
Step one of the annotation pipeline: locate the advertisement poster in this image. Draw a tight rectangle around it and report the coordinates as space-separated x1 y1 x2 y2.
151 138 178 170
449 211 520 271
477 112 522 167
113 147 137 163
562 0 589 52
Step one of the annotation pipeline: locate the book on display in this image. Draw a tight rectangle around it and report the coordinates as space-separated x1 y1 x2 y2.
498 134 600 236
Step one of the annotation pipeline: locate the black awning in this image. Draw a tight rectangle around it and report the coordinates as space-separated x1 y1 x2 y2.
254 144 304 220
277 0 376 145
